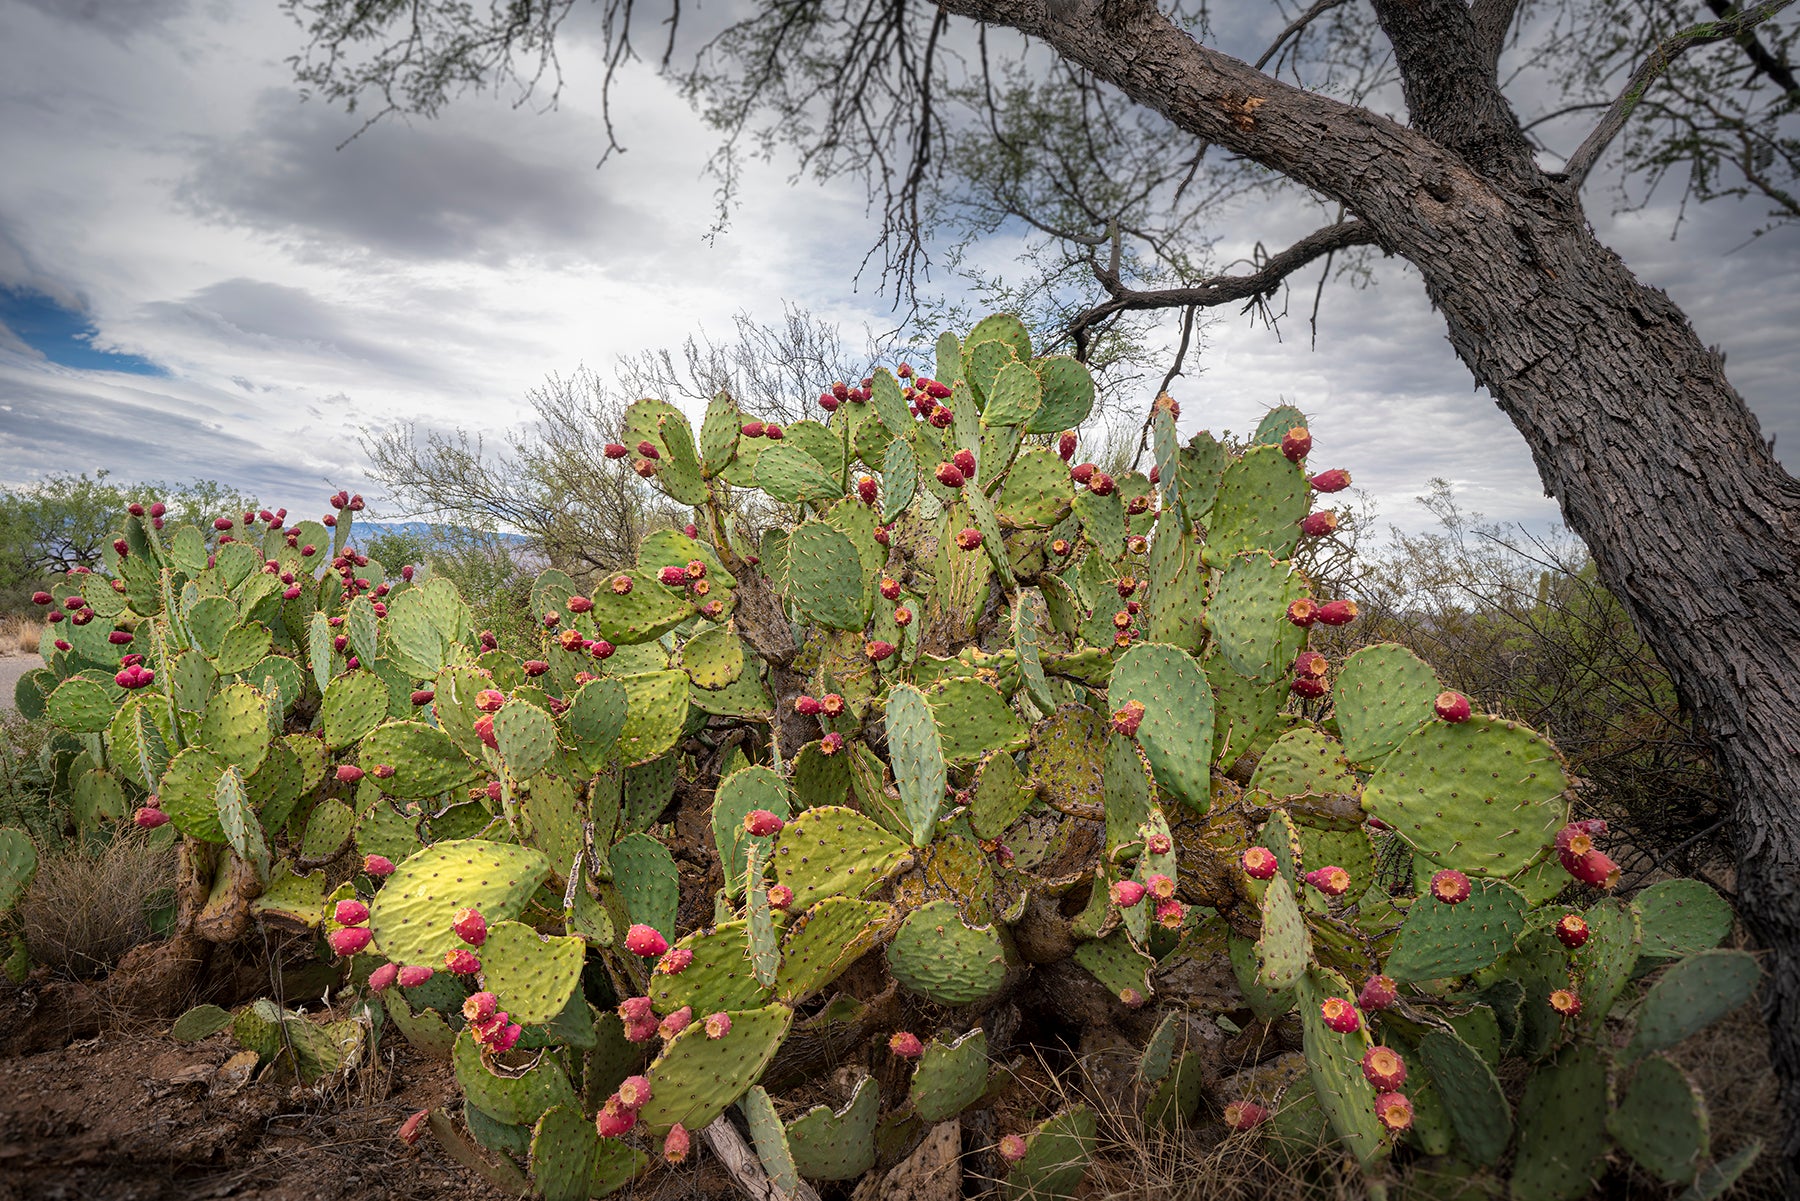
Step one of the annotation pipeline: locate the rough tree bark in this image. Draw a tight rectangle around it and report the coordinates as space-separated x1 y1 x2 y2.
941 0 1800 1173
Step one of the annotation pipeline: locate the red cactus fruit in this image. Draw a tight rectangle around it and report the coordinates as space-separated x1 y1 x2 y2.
1556 819 1608 853
819 732 845 755
1299 510 1339 537
1242 846 1279 880
1320 997 1361 1033
768 884 796 909
31 591 51 606
658 1006 693 1039
1280 426 1312 462
452 907 488 947
1285 598 1320 627
634 440 660 460
616 1075 653 1109
625 924 669 957
952 448 977 477
657 565 686 587
1555 913 1591 948
369 963 399 993
866 640 896 662
397 965 434 988
1224 1100 1271 1131
888 1031 924 1058
463 992 499 1024
611 573 634 595
397 1108 430 1147
1126 535 1148 555
1111 880 1147 908
134 807 169 829
1549 988 1582 1017
595 1098 637 1138
664 1123 691 1164
409 689 435 707
894 606 913 626
1362 1045 1407 1090
818 693 845 716
1146 833 1172 855
765 424 785 439
1057 431 1077 460
1317 599 1358 626
1156 899 1186 929
857 475 879 504
952 527 982 551
1126 495 1150 516
740 421 765 438
1434 690 1472 722
1050 538 1072 557
1309 468 1352 492
873 526 890 546
704 1011 732 1039
522 659 549 677
590 639 616 659
1120 987 1147 1008
444 948 481 975
1562 847 1621 889
744 809 785 837
328 926 372 956
795 695 823 716
1305 865 1352 897
1111 700 1146 736
331 764 366 786
1089 472 1116 496
618 996 655 1024
998 1133 1029 1162
107 629 132 645
473 715 498 750
1071 462 1096 485
334 899 370 926
936 462 966 488
1375 1092 1414 1132
114 665 155 690
486 781 503 802
1146 874 1176 900
819 393 840 412
1430 869 1472 904
1358 975 1400 1011
473 688 506 713
927 405 953 428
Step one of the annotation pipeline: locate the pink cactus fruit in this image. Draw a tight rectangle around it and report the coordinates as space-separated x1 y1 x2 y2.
595 1097 637 1138
368 963 399 992
444 948 481 975
1279 426 1312 462
363 854 395 877
657 946 696 975
743 809 786 837
664 1123 691 1164
1223 1100 1271 1131
1430 869 1472 905
333 899 370 926
659 1006 694 1040
1110 700 1146 736
397 965 434 988
1110 879 1147 908
704 1012 732 1039
452 906 488 947
888 1031 924 1059
1305 865 1352 897
1361 1045 1407 1090
998 1134 1029 1162
463 992 499 1024
1550 987 1582 1017
1320 997 1361 1034
1375 1092 1414 1132
397 1109 430 1147
1555 913 1591 949
767 884 795 910
1155 899 1186 929
625 924 670 957
1358 975 1400 1012
1242 846 1279 881
328 926 372 957
1434 690 1472 723
616 1075 653 1110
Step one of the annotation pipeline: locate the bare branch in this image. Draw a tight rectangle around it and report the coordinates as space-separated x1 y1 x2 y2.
1255 0 1351 71
1469 0 1521 75
1564 0 1797 189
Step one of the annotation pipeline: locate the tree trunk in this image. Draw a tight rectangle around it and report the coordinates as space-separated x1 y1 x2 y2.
941 0 1800 1172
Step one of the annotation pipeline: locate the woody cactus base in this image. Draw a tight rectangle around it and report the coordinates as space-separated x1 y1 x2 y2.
13 314 1761 1201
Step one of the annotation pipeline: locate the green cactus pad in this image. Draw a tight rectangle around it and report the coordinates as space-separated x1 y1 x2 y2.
773 806 910 911
1206 445 1308 563
1250 727 1358 799
962 337 1016 405
1209 551 1308 684
774 896 893 1002
384 591 446 678
995 449 1073 531
1070 486 1125 561
587 567 691 645
743 1085 804 1196
0 828 38 914
885 684 947 848
1026 705 1107 814
215 766 270 884
428 1108 530 1195
969 750 1032 841
1416 1029 1511 1166
160 747 230 842
785 521 867 631
1252 404 1310 447
614 670 688 765
1295 968 1385 1170
699 390 744 475
1333 645 1440 763
1004 1105 1097 1201
357 720 481 799
1511 1045 1611 1201
926 676 1028 768
171 1004 235 1042
197 681 272 774
1143 521 1207 654
1208 660 1285 769
529 1104 603 1201
712 765 788 901
887 899 1006 1005
745 842 779 988
1028 356 1095 434
382 988 457 1058
911 1028 989 1122
301 798 355 860
649 921 772 1016
680 625 744 690
1256 873 1310 991
1073 930 1154 1002
493 700 558 780
1624 949 1762 1064
756 443 844 505
1571 897 1640 1025
1386 880 1529 982
787 1074 879 1181
653 411 708 506
477 920 585 1025
514 774 581 880
1361 716 1569 878
983 358 1043 427
1106 642 1213 813
1633 879 1733 959
452 1030 579 1127
368 839 552 968
1685 1142 1764 1201
1608 1054 1709 1184
608 832 679 943
635 1001 793 1133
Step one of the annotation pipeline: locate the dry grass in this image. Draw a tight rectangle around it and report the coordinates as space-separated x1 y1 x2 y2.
1 615 38 656
19 831 176 977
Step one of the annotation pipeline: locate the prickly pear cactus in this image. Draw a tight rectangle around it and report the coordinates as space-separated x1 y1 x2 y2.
18 320 1759 1200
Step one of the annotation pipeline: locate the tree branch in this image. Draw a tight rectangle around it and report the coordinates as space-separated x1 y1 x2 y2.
1469 0 1522 76
1062 219 1376 349
1564 0 1797 189
1705 0 1800 94
1254 0 1351 71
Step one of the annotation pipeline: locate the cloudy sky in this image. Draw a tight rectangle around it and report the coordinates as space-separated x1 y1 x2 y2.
0 0 1794 538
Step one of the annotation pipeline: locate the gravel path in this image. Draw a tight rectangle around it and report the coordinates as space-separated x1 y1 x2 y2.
0 655 43 712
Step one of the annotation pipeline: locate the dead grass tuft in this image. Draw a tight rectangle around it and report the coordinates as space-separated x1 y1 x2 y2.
19 832 176 977
1 615 39 656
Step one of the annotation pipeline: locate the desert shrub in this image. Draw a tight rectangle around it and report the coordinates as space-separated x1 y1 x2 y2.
19 830 176 977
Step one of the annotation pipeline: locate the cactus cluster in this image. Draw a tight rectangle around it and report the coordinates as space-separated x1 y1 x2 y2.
13 316 1760 1199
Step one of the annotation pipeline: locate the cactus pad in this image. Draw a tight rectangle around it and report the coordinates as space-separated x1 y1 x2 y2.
1416 1029 1511 1166
452 1030 579 1127
529 1104 603 1201
777 806 914 911
608 833 679 943
1004 1105 1096 1201
1632 879 1733 959
713 765 789 900
911 1028 989 1122
742 1085 804 1195
1361 716 1569 878
926 676 1029 768
1206 445 1308 563
368 839 552 968
970 750 1033 841
774 896 893 1002
1073 930 1154 1003
478 920 585 1024
1106 642 1214 812
1295 968 1385 1169
1608 1054 1709 1184
1385 880 1529 982
322 671 388 749
358 720 481 800
887 899 1006 1005
1250 727 1358 799
1573 897 1640 1025
1256 873 1310 991
0 828 38 913
636 1002 793 1132
787 1075 879 1180
1209 551 1308 684
614 670 688 765
1333 644 1440 763
1511 1045 1610 1201
649 921 773 1016
1625 950 1761 1064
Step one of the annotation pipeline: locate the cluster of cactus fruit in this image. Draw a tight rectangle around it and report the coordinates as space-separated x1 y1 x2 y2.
9 312 1764 1200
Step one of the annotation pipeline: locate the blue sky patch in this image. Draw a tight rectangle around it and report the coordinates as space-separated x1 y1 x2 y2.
0 287 165 375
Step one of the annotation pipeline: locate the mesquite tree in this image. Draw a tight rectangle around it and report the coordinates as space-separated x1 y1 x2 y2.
281 0 1800 1172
